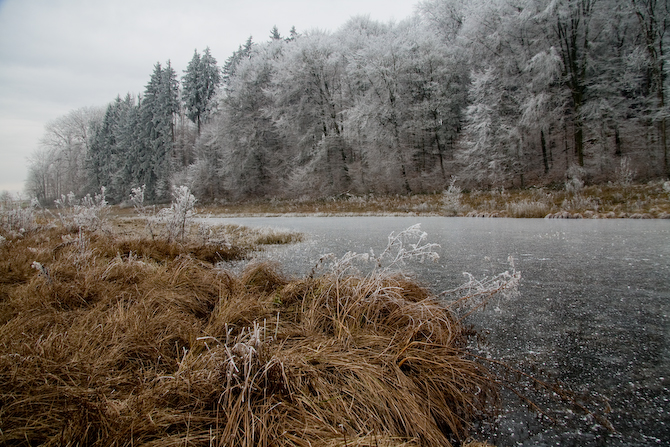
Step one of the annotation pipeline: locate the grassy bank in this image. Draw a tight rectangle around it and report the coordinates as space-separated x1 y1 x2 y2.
0 214 517 446
204 181 670 218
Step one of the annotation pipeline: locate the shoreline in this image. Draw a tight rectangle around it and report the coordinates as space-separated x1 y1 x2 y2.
182 181 670 220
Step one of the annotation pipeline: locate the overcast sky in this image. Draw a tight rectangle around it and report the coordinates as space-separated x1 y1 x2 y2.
0 0 419 195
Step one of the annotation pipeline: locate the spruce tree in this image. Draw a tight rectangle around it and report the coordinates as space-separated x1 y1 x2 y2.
223 37 253 87
182 50 203 131
137 61 179 200
87 98 120 194
183 48 221 134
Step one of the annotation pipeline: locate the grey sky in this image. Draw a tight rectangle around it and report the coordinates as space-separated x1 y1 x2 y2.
0 0 418 194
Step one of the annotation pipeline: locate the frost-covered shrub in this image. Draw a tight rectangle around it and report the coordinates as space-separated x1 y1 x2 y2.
155 186 197 242
312 224 520 316
442 178 465 216
412 202 431 212
440 256 521 315
55 187 109 231
0 196 39 234
60 229 94 267
615 157 635 185
129 185 151 217
565 165 585 194
314 224 440 278
129 185 159 239
562 195 599 212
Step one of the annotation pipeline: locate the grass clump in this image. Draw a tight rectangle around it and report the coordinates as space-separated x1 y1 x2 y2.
0 220 510 446
218 224 305 246
505 199 552 218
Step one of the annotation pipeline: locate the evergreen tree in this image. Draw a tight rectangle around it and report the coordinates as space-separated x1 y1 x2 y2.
138 61 180 200
286 26 300 42
111 94 141 201
182 48 221 134
182 50 202 128
270 25 282 41
223 37 253 87
87 98 121 195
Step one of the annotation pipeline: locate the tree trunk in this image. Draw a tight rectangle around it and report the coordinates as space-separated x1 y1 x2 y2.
541 130 549 173
575 114 585 167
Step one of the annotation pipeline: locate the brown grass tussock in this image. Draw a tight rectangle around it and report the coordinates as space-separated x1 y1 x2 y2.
0 223 498 446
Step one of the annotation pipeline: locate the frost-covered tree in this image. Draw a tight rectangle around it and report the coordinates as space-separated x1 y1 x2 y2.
28 107 103 203
223 36 253 86
343 22 416 192
217 41 285 199
418 0 467 42
551 0 599 167
182 47 221 134
286 25 300 42
269 31 350 194
630 0 669 174
138 61 180 200
269 25 282 41
399 21 468 183
458 67 517 187
456 0 540 187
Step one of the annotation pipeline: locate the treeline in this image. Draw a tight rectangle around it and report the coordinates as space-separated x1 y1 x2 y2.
28 50 218 204
27 0 670 204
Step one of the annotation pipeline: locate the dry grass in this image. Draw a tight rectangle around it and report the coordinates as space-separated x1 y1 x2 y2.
202 181 670 218
216 223 305 246
0 222 498 446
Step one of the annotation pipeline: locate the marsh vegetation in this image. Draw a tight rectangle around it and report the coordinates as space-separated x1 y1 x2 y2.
205 181 670 219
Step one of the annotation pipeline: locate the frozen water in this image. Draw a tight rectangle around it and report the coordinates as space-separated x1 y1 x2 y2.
206 216 670 446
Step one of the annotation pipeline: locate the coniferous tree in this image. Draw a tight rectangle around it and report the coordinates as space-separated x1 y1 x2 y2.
287 26 300 42
111 94 141 200
87 98 121 196
270 25 282 41
137 61 179 200
223 37 253 87
182 48 221 134
182 50 202 129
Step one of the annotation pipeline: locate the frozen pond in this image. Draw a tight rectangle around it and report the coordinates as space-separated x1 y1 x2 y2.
207 216 670 446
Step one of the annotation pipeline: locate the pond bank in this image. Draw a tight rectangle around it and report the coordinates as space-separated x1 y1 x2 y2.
199 182 670 219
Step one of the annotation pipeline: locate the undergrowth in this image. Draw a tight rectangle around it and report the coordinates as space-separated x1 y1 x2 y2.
205 181 670 218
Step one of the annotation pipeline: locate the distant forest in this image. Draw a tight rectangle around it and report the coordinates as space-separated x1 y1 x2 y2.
27 0 670 204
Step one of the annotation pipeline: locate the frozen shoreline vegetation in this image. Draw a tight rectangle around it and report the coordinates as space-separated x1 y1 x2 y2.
1 190 611 446
202 181 670 219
